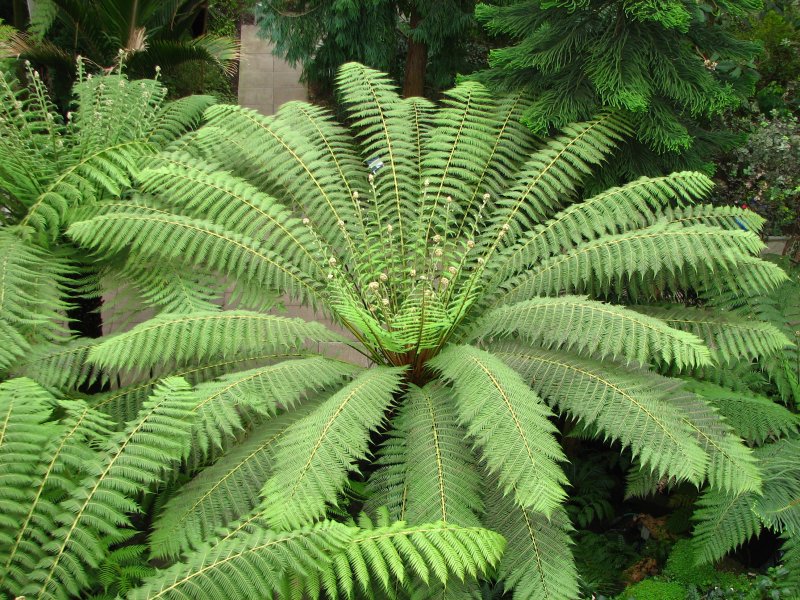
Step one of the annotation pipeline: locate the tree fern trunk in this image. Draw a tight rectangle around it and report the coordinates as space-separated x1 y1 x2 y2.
402 7 427 98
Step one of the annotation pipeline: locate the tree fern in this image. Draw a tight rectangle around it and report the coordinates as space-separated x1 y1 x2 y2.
8 63 783 596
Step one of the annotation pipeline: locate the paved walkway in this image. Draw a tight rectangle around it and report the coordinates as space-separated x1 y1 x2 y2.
238 25 307 115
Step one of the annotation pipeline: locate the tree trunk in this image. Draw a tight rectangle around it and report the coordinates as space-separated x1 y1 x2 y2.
402 6 427 98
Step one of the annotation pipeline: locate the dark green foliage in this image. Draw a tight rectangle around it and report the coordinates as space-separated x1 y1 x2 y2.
2 0 239 98
254 0 482 96
714 111 799 237
474 0 762 182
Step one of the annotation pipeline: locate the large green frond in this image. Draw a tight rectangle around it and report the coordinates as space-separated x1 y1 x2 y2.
0 378 58 592
336 62 419 261
421 82 497 239
25 378 196 600
390 383 482 526
753 439 800 535
686 381 799 445
1 399 112 595
487 114 628 244
497 223 779 304
634 305 793 366
472 295 711 370
136 151 322 275
150 403 321 560
667 391 761 494
691 490 761 565
493 171 715 281
131 519 504 600
188 356 359 459
485 483 579 600
430 345 567 515
86 310 341 374
260 367 406 530
0 230 71 372
493 344 708 485
67 202 320 302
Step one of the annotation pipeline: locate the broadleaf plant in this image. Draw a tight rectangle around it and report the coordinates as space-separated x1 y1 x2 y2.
2 63 794 598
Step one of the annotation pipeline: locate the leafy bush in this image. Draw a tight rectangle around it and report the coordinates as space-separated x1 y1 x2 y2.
714 111 800 237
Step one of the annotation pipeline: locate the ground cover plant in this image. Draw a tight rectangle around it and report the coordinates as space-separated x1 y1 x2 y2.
1 62 798 598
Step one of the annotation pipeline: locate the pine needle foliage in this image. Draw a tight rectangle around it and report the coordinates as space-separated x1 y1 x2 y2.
472 0 763 182
3 63 790 598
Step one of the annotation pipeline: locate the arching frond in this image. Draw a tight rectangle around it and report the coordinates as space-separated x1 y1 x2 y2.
472 296 711 369
260 367 406 530
484 483 579 600
493 171 715 281
753 439 800 534
131 519 504 600
692 490 761 565
336 62 419 261
487 114 628 244
136 151 322 275
421 82 497 236
1 399 112 594
0 378 58 592
67 203 320 302
496 223 777 305
201 103 359 253
668 391 761 494
686 381 799 445
25 378 196 600
189 357 359 459
634 305 793 365
391 383 482 526
86 310 342 373
0 230 71 372
493 344 708 485
150 403 321 560
430 345 567 515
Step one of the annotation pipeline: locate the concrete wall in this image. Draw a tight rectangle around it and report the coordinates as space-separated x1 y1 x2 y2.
237 24 307 115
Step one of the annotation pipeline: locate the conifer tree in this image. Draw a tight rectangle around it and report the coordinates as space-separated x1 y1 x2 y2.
474 0 763 184
255 0 478 97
